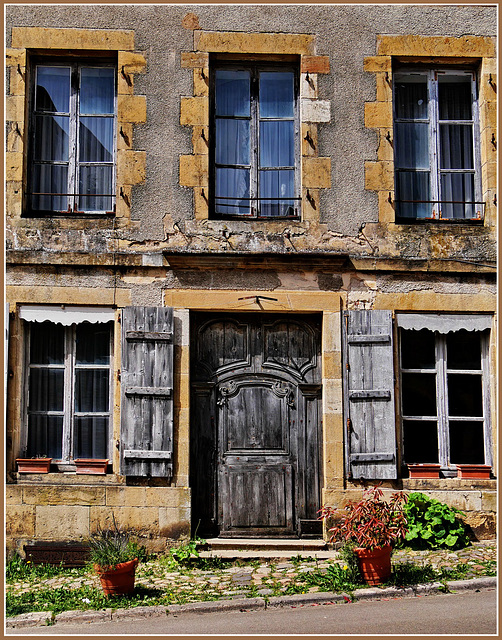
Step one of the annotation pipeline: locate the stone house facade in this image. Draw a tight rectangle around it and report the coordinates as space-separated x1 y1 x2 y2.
5 5 497 553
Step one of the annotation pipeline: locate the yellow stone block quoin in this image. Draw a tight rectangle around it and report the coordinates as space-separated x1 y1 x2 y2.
117 95 147 124
180 97 209 126
364 161 394 191
302 157 331 189
179 154 209 187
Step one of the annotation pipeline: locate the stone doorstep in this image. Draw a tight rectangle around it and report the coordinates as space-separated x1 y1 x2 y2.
199 550 338 560
202 538 328 551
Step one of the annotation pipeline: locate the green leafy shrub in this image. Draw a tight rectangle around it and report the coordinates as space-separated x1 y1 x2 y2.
169 539 200 563
404 492 470 550
153 539 205 571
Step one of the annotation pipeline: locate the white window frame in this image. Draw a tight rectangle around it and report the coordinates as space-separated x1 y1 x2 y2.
399 326 492 472
22 321 113 465
393 67 483 221
27 60 117 216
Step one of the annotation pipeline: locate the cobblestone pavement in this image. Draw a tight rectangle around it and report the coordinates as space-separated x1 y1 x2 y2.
7 541 496 604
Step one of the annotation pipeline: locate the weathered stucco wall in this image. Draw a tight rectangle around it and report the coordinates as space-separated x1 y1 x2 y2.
5 4 497 257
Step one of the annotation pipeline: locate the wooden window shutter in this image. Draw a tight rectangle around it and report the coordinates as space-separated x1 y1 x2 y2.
120 306 174 478
343 310 397 479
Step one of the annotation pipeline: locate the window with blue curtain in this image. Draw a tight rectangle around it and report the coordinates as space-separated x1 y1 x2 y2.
28 61 116 215
393 68 483 221
211 60 300 219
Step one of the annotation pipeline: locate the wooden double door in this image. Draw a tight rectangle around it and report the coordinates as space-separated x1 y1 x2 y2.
190 313 322 538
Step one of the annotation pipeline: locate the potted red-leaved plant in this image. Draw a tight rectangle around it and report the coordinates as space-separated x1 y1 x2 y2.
319 486 408 585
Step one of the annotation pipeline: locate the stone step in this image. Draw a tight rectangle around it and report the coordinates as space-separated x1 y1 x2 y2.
198 549 339 560
198 538 332 558
204 538 327 550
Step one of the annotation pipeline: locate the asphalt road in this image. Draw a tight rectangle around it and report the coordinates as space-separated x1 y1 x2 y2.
7 589 497 636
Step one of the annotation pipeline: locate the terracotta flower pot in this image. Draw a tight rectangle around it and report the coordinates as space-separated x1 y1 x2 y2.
95 558 138 595
407 463 441 479
16 458 52 473
456 464 491 479
74 458 109 474
354 544 392 585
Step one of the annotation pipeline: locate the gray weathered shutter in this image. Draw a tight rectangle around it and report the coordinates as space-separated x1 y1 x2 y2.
343 310 397 479
120 306 174 478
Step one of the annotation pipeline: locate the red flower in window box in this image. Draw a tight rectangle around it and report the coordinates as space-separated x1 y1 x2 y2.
456 464 491 479
407 463 441 479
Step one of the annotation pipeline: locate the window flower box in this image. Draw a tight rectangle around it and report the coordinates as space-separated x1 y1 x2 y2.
16 458 52 474
74 459 109 475
407 463 441 479
456 464 491 479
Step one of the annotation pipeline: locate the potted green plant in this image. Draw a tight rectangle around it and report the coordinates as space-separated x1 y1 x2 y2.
319 486 408 585
88 516 142 595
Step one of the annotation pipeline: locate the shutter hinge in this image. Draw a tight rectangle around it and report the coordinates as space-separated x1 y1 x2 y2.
346 362 350 370
346 418 352 432
117 369 121 381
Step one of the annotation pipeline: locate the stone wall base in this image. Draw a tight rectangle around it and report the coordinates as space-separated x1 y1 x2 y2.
6 482 496 556
6 483 191 556
322 485 497 541
461 511 496 540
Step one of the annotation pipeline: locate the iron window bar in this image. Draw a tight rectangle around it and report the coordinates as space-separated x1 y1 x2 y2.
214 196 302 201
215 196 301 218
396 200 485 220
30 192 115 197
29 191 116 215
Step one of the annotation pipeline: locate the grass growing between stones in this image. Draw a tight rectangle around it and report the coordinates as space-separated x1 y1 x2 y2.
6 553 88 583
6 545 496 619
5 584 205 618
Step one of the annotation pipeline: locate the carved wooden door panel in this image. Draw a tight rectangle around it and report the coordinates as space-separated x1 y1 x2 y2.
191 313 321 537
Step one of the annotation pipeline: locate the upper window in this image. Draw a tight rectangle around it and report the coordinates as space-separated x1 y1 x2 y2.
25 321 112 462
211 60 300 219
27 61 116 216
394 68 482 221
400 327 490 469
